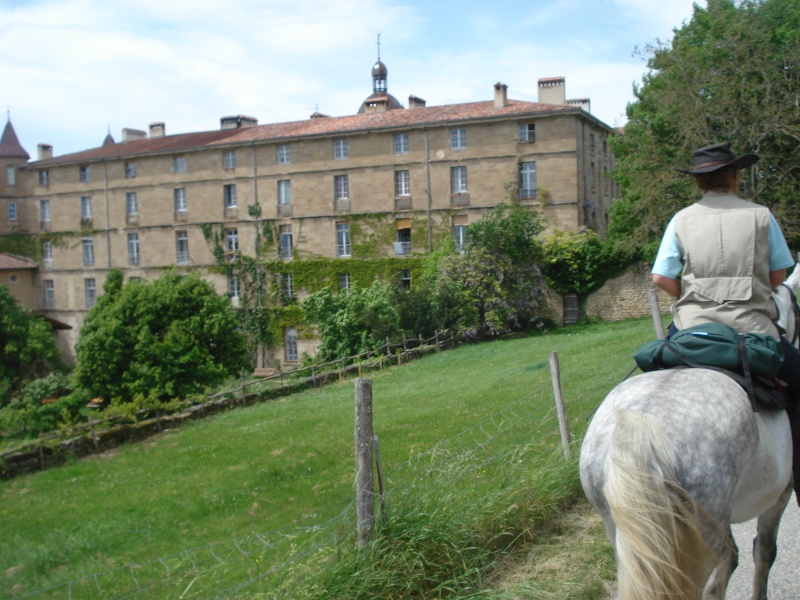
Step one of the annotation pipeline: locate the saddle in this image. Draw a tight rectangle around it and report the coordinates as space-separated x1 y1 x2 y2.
634 323 787 411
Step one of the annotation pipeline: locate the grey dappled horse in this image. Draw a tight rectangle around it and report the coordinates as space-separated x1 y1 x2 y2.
580 271 800 600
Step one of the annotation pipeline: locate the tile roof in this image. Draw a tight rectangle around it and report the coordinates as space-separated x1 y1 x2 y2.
30 99 593 166
0 120 30 159
0 253 38 270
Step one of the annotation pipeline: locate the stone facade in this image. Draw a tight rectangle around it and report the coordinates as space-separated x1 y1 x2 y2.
0 66 619 366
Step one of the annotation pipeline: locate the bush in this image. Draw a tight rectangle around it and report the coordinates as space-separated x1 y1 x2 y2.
74 270 251 404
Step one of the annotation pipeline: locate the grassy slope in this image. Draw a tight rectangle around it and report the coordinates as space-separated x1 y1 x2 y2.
0 317 657 597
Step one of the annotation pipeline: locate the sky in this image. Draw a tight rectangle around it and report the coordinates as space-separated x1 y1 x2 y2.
1 0 703 159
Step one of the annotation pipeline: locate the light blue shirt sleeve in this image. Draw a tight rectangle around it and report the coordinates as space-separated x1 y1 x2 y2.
768 214 794 271
651 218 683 278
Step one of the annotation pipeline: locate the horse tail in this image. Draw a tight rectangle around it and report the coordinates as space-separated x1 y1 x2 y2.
605 410 717 600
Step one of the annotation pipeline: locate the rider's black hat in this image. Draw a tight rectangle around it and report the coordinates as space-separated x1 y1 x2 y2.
676 142 759 174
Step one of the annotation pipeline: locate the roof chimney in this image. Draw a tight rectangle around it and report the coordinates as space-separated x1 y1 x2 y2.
220 115 258 130
38 144 53 160
408 95 427 109
122 128 147 142
566 98 591 113
538 77 566 106
493 82 508 108
149 122 165 138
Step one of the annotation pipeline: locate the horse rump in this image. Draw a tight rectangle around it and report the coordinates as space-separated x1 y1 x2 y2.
605 409 722 600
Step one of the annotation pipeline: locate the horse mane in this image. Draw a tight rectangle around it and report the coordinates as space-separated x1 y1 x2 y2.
605 410 722 599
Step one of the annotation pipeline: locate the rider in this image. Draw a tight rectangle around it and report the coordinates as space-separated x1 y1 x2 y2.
651 142 800 502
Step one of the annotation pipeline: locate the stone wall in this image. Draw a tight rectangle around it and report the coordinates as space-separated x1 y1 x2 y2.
540 261 672 326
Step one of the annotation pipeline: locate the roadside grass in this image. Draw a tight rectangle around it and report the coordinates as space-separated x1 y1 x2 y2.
0 317 656 598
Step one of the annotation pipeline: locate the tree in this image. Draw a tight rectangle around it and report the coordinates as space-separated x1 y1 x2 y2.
541 230 639 297
302 282 399 361
434 203 547 336
0 285 61 406
611 0 800 246
74 270 251 403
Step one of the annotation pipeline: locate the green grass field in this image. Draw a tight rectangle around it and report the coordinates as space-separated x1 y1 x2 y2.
1 317 659 598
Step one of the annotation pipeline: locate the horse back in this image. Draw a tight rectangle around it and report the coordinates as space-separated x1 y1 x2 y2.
580 368 790 526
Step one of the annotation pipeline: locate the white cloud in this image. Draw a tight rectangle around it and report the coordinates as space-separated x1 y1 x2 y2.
0 0 698 156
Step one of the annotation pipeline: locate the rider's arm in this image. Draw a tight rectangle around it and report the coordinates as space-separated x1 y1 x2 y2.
653 274 681 298
652 219 683 298
770 269 787 288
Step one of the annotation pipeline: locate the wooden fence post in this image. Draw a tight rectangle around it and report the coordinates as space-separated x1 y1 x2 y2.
435 330 440 350
373 433 387 526
549 351 571 461
355 378 375 547
649 288 666 340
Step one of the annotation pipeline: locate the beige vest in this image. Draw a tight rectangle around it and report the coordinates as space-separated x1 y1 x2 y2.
672 191 778 338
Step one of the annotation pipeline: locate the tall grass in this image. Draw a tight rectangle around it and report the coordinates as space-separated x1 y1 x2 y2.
1 317 657 598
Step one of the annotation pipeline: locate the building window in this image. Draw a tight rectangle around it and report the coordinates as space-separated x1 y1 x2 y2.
172 156 186 173
284 327 298 362
279 225 293 259
590 133 595 148
124 194 138 218
80 196 92 220
79 165 91 182
336 222 350 257
124 162 137 178
519 161 537 199
222 151 236 170
228 274 240 298
277 144 291 164
278 180 292 205
449 128 467 150
7 202 16 221
333 139 349 160
399 270 411 289
44 280 55 309
85 278 96 309
174 188 187 212
394 170 410 197
176 231 189 264
334 175 349 200
42 241 53 263
39 170 49 187
280 273 293 300
82 237 94 266
225 228 239 258
603 139 608 155
453 224 467 253
339 273 351 293
39 199 51 223
128 233 140 265
393 133 409 154
223 184 237 208
518 123 536 143
450 166 468 194
395 225 411 255
6 165 15 186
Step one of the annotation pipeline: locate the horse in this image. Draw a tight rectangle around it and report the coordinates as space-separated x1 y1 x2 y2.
580 272 800 600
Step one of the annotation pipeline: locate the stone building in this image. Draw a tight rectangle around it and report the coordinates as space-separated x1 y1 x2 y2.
0 58 619 365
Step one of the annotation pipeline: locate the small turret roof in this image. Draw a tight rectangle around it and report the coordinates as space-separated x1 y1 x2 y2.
0 120 30 160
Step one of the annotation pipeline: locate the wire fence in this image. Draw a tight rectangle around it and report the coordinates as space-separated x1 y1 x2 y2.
9 353 628 600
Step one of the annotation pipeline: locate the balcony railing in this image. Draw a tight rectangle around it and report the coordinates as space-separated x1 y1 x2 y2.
450 193 469 207
394 196 412 211
176 250 190 264
128 255 140 266
278 204 293 217
336 243 351 258
394 241 412 256
334 198 350 214
40 220 51 231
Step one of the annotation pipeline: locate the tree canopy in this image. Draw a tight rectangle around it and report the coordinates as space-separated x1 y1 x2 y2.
74 270 251 403
0 285 61 406
610 0 800 248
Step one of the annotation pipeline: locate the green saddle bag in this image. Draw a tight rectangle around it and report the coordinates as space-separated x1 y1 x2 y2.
634 322 785 380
